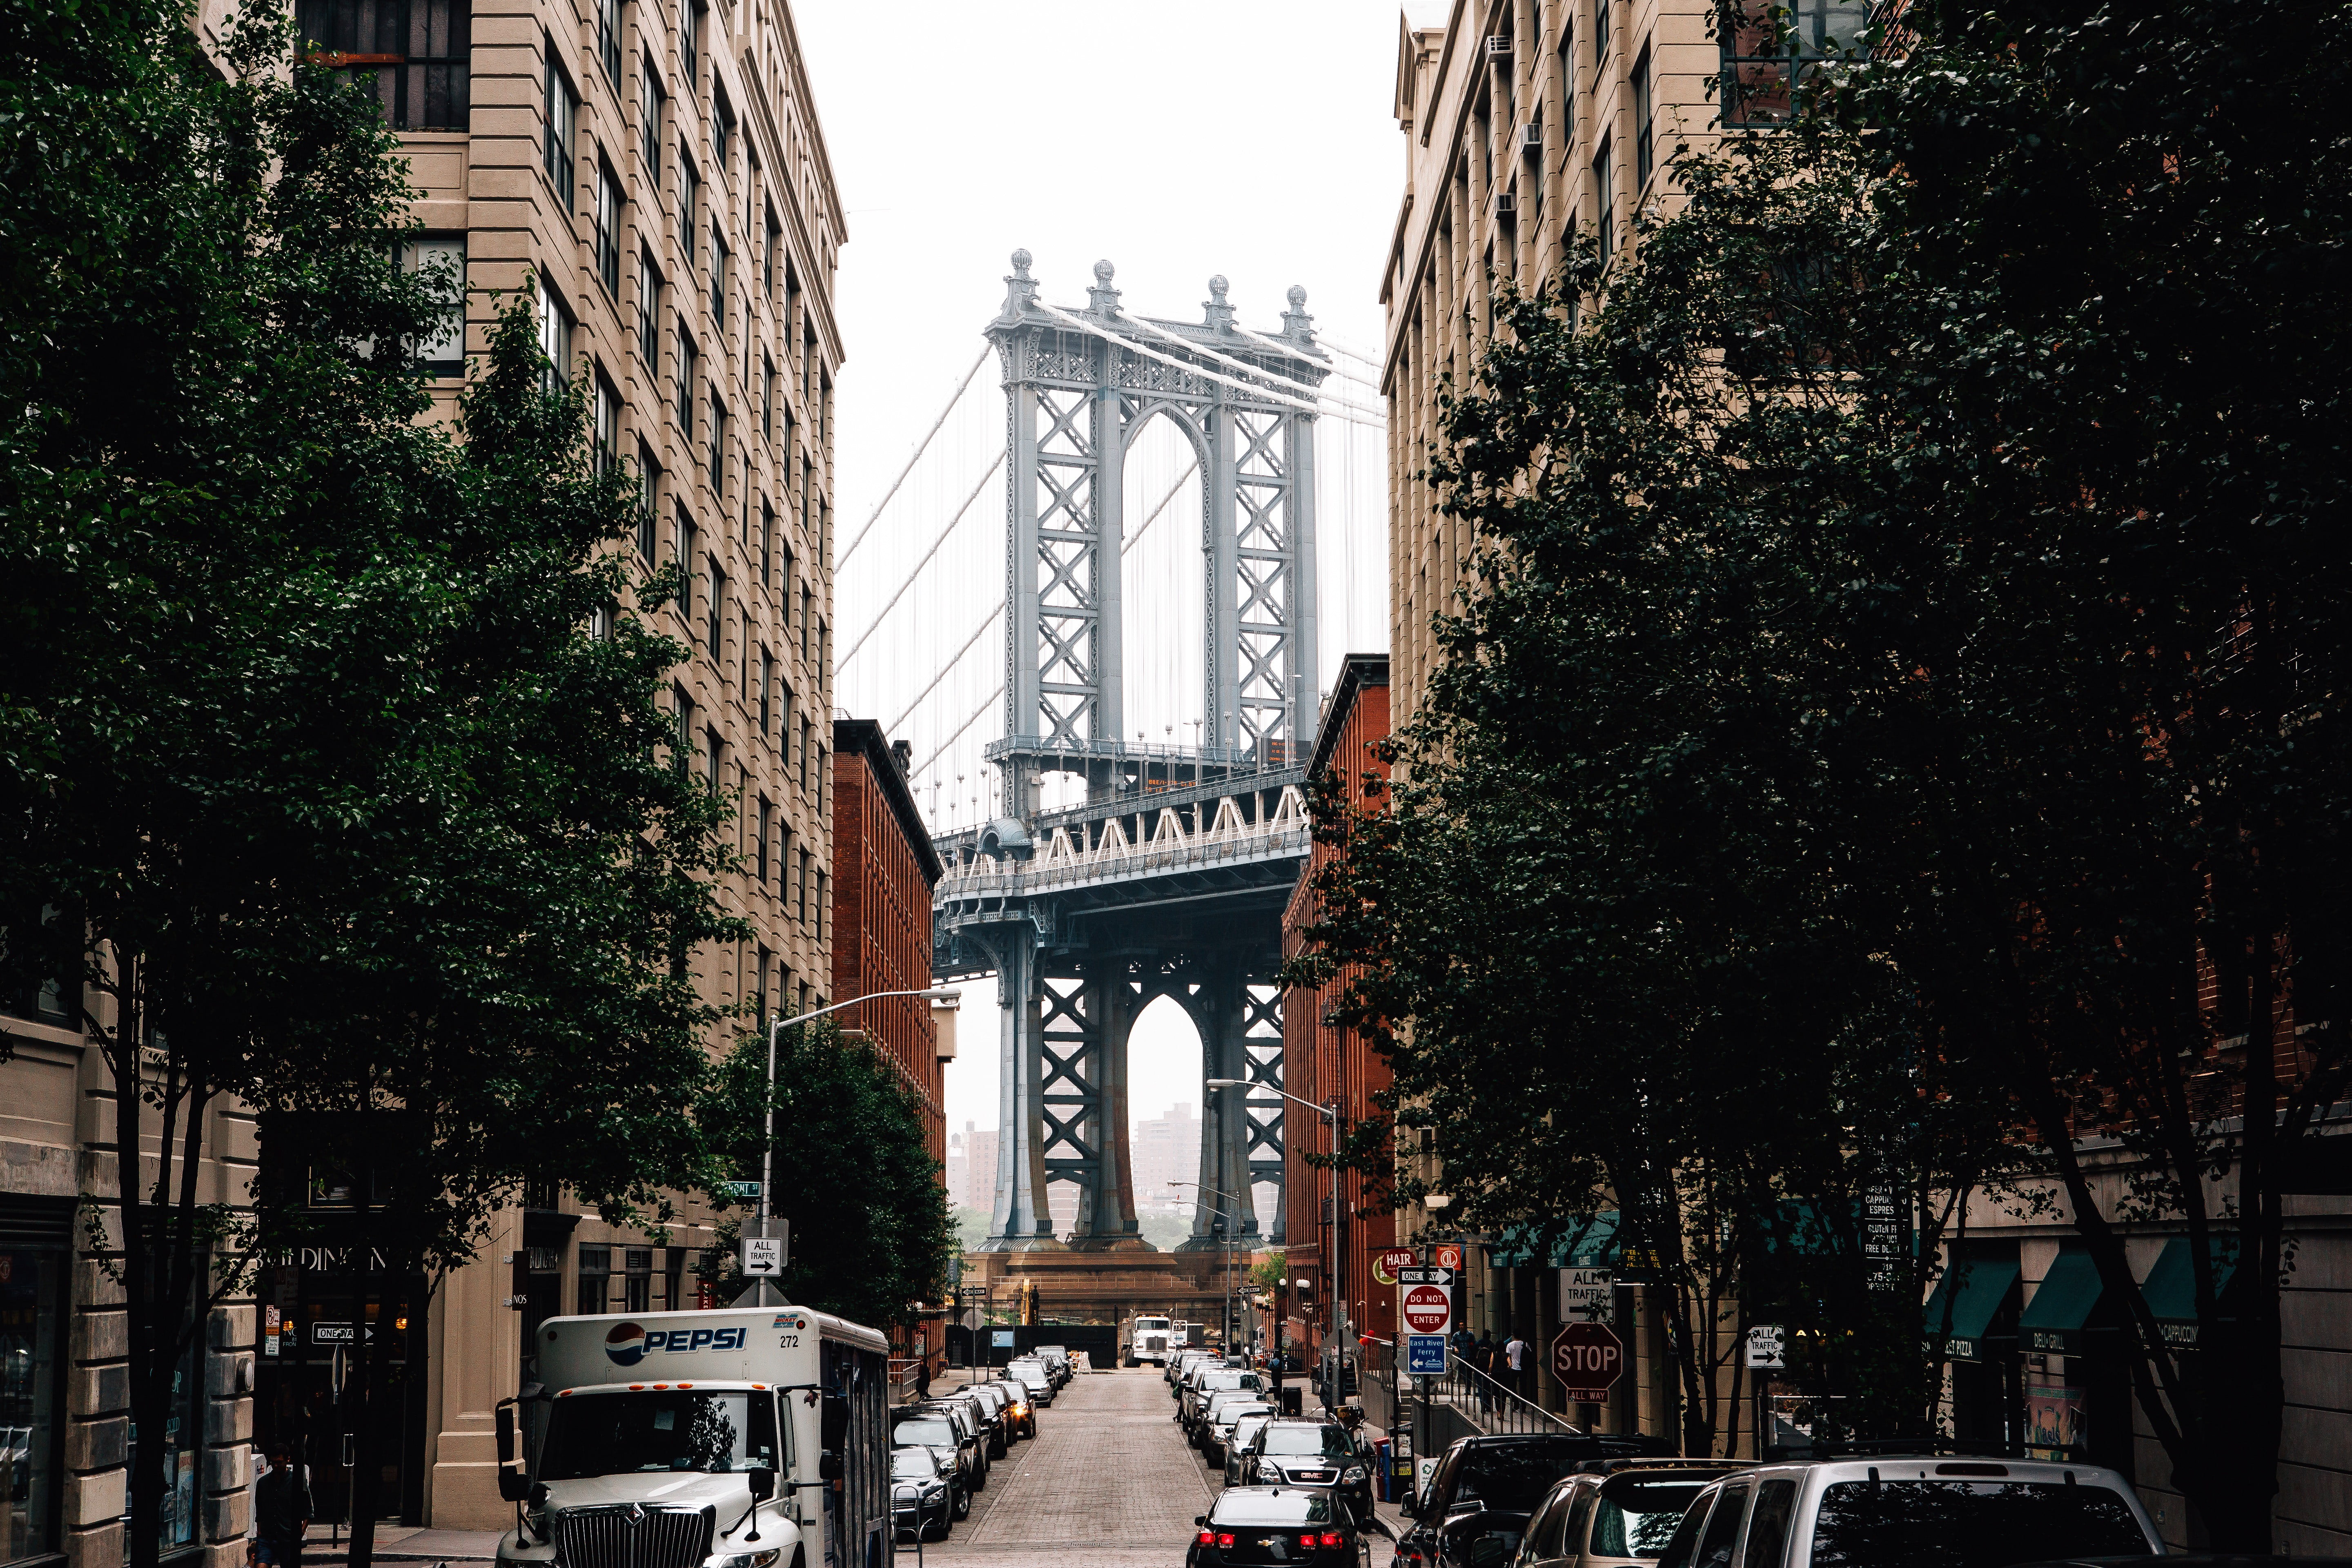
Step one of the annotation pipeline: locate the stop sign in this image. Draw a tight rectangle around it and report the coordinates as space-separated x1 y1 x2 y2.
1550 1321 1623 1402
1401 1284 1452 1334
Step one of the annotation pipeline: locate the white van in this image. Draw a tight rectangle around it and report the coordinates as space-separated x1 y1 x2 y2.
492 1306 893 1568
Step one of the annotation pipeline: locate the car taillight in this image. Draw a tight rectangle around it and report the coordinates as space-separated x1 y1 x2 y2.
1217 1534 1236 1549
1320 1533 1345 1548
1197 1531 1215 1546
1299 1536 1318 1550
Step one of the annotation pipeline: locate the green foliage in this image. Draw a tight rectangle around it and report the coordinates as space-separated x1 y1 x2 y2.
704 1020 955 1328
1297 0 2352 1526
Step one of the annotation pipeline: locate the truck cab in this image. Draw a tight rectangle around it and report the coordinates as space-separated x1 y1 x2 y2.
1128 1315 1173 1368
494 1307 891 1568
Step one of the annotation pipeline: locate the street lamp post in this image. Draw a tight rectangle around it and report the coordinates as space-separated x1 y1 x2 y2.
1168 1180 1244 1353
751 987 962 1305
1208 1077 1341 1408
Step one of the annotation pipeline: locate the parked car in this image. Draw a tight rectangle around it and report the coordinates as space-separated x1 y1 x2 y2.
1033 1344 1073 1382
971 1375 1036 1439
1226 1412 1278 1488
1511 1462 1746 1568
1184 1367 1266 1434
1204 1399 1274 1466
1196 1388 1267 1448
890 1444 957 1541
1191 1486 1367 1568
1004 1359 1056 1408
891 1406 984 1501
1396 1433 1678 1568
938 1386 1007 1459
1243 1418 1372 1517
1652 1457 2162 1568
1172 1349 1217 1389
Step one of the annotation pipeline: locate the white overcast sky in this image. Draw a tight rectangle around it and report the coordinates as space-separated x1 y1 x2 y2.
795 1 1402 1138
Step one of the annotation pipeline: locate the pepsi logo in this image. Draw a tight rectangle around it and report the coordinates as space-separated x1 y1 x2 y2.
605 1322 649 1366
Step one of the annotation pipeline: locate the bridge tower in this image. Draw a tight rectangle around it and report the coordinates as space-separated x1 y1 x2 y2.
939 252 1327 1256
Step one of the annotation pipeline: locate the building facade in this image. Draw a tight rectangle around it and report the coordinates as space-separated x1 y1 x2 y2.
1279 655 1399 1362
0 988 257 1568
829 722 949 1167
270 0 844 1528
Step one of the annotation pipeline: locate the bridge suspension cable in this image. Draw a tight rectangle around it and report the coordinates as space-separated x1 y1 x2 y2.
1113 313 1389 425
838 345 991 569
1032 302 1386 432
839 448 1004 668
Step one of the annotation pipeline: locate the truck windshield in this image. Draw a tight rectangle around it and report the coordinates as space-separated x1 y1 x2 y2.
1136 1318 1169 1331
539 1391 778 1479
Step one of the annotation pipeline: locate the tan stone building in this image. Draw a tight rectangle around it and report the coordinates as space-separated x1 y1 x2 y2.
261 0 845 1530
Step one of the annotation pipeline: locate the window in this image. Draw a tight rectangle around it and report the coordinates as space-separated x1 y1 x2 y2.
711 230 728 332
1802 1481 2149 1566
596 0 620 84
636 444 660 561
764 215 780 297
796 849 810 923
814 871 826 941
1592 1476 1710 1557
761 357 775 437
1739 1479 1795 1568
706 561 724 661
1595 0 1611 67
1592 136 1614 259
1719 0 1869 127
0 1218 67 1561
537 278 572 391
800 586 812 663
676 323 697 434
753 947 769 1022
578 1245 612 1315
593 373 619 475
759 649 773 731
543 41 577 199
639 59 663 178
713 87 735 175
636 249 660 356
737 610 750 692
708 394 725 490
705 726 722 792
798 719 810 795
756 799 772 882
624 1249 653 1313
778 679 793 753
589 599 614 641
760 501 775 581
400 237 465 376
594 158 622 298
296 0 470 131
673 688 693 773
1633 43 1653 188
679 0 700 91
675 514 697 619
680 157 699 239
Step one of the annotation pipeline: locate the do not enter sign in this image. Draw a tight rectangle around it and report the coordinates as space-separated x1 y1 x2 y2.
1401 1283 1452 1335
1551 1321 1624 1402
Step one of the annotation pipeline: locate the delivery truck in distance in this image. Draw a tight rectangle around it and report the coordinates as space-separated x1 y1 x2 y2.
492 1306 890 1568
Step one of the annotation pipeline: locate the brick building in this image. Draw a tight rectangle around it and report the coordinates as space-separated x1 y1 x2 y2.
830 722 948 1167
1280 655 1398 1362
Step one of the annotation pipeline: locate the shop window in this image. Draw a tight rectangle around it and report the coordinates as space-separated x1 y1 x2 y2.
127 1268 203 1552
577 1245 612 1315
0 1217 67 1565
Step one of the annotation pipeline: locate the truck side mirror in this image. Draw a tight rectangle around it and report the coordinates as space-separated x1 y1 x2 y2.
495 1405 517 1466
820 1394 850 1452
494 1404 531 1503
747 1467 776 1503
818 1450 844 1482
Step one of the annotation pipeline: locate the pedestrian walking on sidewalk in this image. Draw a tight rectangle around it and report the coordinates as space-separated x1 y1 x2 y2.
1504 1334 1531 1402
253 1446 312 1568
916 1355 933 1399
1473 1332 1498 1413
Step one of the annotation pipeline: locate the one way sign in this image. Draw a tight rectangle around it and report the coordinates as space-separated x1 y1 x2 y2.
1396 1267 1457 1286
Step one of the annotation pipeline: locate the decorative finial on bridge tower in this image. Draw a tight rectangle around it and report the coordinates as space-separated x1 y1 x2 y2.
1087 258 1122 316
1282 284 1316 345
1203 274 1236 334
999 248 1038 323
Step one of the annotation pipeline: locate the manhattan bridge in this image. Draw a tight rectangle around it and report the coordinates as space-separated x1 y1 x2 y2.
837 251 1386 1298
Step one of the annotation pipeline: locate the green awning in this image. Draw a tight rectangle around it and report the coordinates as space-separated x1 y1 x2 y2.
1556 1212 1620 1268
2140 1236 2240 1348
1490 1222 1540 1270
2018 1247 2104 1357
1924 1254 2020 1363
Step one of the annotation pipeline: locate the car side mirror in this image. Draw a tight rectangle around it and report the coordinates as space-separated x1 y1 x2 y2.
748 1467 776 1502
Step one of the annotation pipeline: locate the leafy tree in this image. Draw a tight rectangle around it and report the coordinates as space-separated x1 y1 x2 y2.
703 1021 953 1329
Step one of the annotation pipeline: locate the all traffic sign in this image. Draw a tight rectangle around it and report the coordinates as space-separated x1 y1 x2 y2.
1550 1321 1624 1402
1401 1283 1453 1335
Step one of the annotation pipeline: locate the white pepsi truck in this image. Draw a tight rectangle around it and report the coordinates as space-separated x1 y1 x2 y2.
493 1307 891 1568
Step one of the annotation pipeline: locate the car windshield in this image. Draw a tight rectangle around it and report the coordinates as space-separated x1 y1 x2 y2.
539 1391 777 1479
1807 1481 2152 1567
891 1449 939 1480
1263 1426 1354 1459
894 1418 957 1447
1214 1491 1338 1526
1217 1403 1272 1427
1453 1445 1586 1512
1592 1478 1708 1556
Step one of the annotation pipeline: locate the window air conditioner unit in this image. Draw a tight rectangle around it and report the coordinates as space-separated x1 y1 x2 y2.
1485 35 1511 57
1522 123 1544 151
1496 191 1517 218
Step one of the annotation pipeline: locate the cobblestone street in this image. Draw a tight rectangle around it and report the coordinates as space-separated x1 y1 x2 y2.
925 1369 1211 1566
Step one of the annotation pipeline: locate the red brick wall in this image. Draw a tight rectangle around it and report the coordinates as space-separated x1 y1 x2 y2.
831 747 945 1168
1282 668 1397 1349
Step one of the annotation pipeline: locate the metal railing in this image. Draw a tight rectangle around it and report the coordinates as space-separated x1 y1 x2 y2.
1362 1340 1581 1443
1442 1352 1580 1436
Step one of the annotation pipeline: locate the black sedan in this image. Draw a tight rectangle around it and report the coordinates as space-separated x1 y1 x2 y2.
1191 1488 1365 1568
890 1445 956 1542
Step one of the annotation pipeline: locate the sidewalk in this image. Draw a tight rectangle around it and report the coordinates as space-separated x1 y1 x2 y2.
300 1524 503 1564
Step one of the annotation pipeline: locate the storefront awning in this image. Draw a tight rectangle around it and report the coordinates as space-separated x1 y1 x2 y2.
1924 1254 2020 1363
2018 1247 2104 1356
2140 1235 2240 1349
1491 1212 1620 1269
1558 1212 1620 1267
